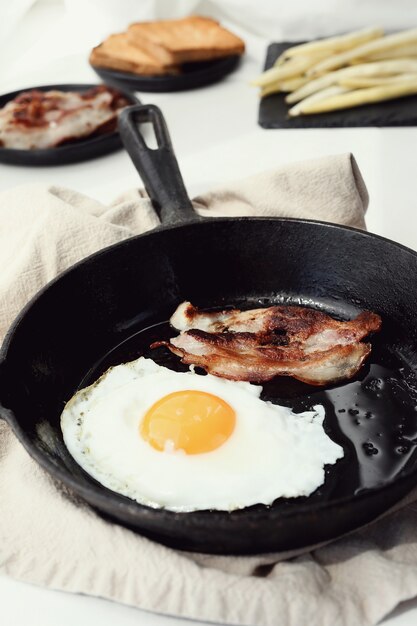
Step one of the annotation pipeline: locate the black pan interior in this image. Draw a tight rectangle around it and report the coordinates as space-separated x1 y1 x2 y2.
82 301 417 501
3 217 417 553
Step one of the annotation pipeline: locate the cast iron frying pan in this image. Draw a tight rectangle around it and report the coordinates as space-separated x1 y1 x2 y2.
1 104 417 553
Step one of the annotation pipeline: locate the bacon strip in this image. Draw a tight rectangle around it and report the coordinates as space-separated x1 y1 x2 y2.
0 86 130 150
152 302 382 385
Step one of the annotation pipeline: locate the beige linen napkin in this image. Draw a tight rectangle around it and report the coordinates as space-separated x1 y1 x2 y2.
3 153 416 626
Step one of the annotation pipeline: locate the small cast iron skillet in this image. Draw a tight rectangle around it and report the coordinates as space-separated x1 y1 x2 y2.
0 83 140 166
91 55 241 93
1 103 417 555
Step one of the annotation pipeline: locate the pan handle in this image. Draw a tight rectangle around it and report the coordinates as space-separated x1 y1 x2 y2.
118 104 200 226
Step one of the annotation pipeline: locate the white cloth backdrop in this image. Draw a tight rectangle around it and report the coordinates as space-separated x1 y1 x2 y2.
3 0 417 58
34 0 417 39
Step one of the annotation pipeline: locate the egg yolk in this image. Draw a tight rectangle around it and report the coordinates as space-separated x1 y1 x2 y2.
140 390 236 454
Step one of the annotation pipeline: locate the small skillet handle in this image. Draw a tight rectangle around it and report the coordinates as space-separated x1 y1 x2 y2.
118 104 200 226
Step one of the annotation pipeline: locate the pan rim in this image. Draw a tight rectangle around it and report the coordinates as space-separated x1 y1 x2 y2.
2 391 416 527
1 214 417 529
2 214 417 359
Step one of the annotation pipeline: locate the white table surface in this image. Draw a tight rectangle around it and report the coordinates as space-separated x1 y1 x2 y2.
2 2 417 625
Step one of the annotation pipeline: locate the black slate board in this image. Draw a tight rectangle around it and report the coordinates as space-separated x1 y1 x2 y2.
259 42 417 128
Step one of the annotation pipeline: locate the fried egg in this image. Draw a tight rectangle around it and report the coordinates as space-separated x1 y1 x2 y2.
61 357 344 512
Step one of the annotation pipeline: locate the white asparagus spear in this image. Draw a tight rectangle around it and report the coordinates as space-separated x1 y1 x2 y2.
288 86 351 117
252 54 326 87
273 49 327 68
307 28 417 75
278 26 384 61
359 45 417 61
338 73 417 88
280 76 310 91
289 80 417 116
286 59 417 103
260 75 310 97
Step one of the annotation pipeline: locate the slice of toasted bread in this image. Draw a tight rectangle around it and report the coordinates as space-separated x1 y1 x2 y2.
89 33 179 76
127 16 245 65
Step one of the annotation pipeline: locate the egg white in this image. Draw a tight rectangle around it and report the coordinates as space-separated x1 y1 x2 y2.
61 357 344 512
